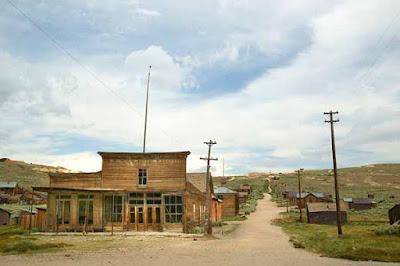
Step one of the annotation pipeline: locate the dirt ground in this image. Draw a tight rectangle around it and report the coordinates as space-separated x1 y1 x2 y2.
2 194 398 266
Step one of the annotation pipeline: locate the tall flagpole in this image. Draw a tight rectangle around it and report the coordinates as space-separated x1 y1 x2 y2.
143 65 151 153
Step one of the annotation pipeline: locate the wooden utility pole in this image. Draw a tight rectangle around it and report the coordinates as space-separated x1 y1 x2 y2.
200 140 218 235
324 110 343 236
285 184 289 213
143 65 152 153
297 168 304 222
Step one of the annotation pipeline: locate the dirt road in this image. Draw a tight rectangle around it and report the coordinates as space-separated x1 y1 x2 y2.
3 194 396 266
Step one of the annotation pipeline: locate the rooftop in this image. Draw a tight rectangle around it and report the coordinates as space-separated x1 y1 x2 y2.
214 186 237 194
98 151 191 159
187 173 207 193
0 181 17 189
307 201 347 212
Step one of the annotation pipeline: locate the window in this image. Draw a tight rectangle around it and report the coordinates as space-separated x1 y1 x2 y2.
138 207 143 223
138 169 147 185
78 195 93 225
56 196 71 225
105 195 123 223
130 207 135 223
146 192 161 204
164 195 183 223
147 207 153 223
129 193 144 205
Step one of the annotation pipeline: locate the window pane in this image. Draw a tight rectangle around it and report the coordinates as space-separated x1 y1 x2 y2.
63 201 70 224
156 208 161 223
176 196 182 204
148 208 153 223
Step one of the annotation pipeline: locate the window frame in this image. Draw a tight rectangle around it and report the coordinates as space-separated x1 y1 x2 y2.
138 168 148 186
78 194 94 225
164 195 183 224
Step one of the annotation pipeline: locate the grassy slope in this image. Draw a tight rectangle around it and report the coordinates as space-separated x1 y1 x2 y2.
270 163 400 262
0 160 71 189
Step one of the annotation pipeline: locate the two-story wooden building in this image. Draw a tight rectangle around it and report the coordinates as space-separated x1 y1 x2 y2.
34 151 216 233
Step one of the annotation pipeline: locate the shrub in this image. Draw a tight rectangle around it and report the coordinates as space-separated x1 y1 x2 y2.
376 225 400 236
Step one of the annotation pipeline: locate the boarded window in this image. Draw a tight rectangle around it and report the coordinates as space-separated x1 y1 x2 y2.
164 195 183 223
138 169 147 185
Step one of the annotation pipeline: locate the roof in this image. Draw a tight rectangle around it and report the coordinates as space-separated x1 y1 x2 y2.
352 198 374 204
296 192 327 199
0 207 11 214
0 181 17 188
33 186 124 192
187 173 207 193
307 201 347 213
98 151 191 159
343 197 353 203
214 187 237 194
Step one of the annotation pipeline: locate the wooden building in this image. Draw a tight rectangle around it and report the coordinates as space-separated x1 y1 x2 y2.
19 207 47 230
0 181 20 195
238 191 248 204
0 208 11 225
239 184 251 194
347 198 376 210
34 151 216 233
288 192 331 208
306 201 347 225
389 204 400 225
214 187 239 217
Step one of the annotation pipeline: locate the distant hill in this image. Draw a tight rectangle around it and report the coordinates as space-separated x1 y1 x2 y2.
0 158 72 190
271 163 400 204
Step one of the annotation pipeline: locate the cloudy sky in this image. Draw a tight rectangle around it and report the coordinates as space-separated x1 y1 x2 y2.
1 0 399 175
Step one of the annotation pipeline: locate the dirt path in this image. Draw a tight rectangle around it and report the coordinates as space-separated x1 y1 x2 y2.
3 194 396 266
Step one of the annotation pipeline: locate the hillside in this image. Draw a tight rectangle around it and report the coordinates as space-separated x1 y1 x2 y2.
0 158 72 190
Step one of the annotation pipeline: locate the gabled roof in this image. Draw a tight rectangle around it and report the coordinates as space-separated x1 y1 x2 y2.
0 181 17 188
343 197 353 203
296 192 327 199
187 173 207 193
214 187 237 194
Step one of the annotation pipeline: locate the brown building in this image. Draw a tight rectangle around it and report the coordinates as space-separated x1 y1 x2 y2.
239 184 251 194
288 192 331 208
306 201 347 225
0 181 20 195
34 151 216 233
238 191 248 204
214 187 239 217
348 198 376 210
389 204 400 225
0 208 11 225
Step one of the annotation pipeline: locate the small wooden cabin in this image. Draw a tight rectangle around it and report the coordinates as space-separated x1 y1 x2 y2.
0 181 19 195
0 208 11 225
289 192 331 208
306 201 347 225
214 187 239 217
239 184 251 194
349 198 376 210
389 204 400 225
34 151 215 233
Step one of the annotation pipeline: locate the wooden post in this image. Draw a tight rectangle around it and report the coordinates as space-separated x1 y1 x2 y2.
29 199 33 234
111 194 114 236
285 184 289 213
200 140 218 235
56 192 60 235
324 111 343 235
297 169 304 222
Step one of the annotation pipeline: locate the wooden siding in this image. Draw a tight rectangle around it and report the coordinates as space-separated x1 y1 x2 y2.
50 173 101 189
101 158 187 191
219 194 238 217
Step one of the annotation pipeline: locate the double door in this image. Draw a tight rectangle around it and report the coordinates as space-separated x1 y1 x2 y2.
129 205 162 231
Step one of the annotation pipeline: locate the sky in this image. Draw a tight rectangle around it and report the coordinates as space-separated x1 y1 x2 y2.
1 0 399 175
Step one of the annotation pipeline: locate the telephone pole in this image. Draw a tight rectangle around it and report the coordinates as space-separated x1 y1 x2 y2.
143 65 152 153
297 168 304 222
200 140 218 235
324 110 343 236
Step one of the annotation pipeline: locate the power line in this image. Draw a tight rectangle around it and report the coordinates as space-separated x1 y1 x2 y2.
6 0 179 148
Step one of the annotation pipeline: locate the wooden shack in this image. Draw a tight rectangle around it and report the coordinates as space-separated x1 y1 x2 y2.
238 191 248 204
349 198 376 210
306 201 347 225
19 207 47 230
34 151 215 233
289 192 331 208
0 181 19 195
214 187 239 217
239 184 251 194
389 204 400 225
0 208 11 225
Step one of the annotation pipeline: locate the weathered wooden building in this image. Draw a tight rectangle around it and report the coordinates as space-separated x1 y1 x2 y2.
34 151 218 233
0 181 21 195
389 204 400 225
306 201 347 225
288 192 331 208
214 187 239 217
345 198 376 210
0 207 11 225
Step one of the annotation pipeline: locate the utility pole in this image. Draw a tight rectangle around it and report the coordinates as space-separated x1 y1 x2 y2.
297 168 304 222
200 140 218 235
143 65 152 153
285 184 289 213
324 110 343 236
